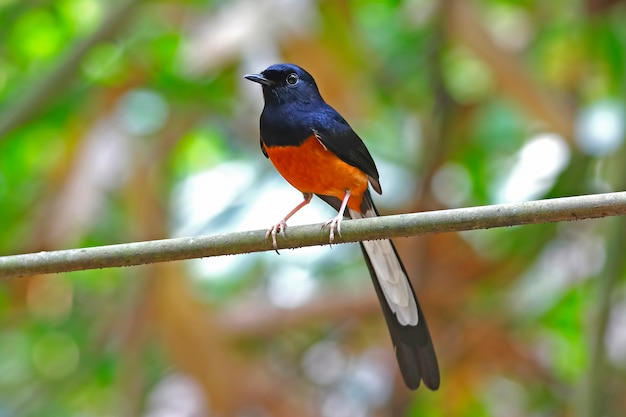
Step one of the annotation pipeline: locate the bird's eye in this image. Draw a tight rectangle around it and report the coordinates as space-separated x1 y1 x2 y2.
286 73 299 85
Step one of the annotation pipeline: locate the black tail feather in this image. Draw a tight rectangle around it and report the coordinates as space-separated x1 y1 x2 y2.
317 191 440 390
359 240 440 390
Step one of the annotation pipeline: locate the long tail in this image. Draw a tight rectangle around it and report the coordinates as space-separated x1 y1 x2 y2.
318 191 440 390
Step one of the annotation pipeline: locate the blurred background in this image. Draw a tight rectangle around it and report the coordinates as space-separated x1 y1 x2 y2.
1 0 625 416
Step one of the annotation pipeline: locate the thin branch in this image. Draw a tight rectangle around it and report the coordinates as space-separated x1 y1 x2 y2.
445 0 575 139
582 214 626 417
0 0 142 139
581 148 626 417
1 192 625 278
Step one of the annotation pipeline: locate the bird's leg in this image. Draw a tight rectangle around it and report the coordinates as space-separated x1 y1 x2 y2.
322 190 351 243
266 193 313 251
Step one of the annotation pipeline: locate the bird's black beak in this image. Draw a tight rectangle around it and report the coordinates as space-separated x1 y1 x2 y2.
244 73 274 86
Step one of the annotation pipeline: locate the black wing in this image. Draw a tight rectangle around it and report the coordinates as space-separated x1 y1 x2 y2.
312 107 382 194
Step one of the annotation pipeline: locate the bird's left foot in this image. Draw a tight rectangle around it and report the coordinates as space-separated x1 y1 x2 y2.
265 219 287 252
322 214 343 243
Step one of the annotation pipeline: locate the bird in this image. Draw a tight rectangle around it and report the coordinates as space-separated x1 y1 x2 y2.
245 63 440 390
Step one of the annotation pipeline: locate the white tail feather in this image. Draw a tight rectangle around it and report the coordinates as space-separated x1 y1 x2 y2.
349 209 418 326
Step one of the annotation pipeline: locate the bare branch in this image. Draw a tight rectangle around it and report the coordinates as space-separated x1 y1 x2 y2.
1 192 625 278
0 0 142 139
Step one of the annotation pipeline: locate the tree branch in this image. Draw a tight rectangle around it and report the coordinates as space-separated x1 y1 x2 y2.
0 0 142 139
580 148 626 417
1 192 625 278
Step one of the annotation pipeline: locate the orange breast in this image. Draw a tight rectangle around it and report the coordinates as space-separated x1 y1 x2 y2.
263 135 369 211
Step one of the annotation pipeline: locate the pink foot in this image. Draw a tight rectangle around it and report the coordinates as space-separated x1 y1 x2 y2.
322 214 343 243
266 219 287 251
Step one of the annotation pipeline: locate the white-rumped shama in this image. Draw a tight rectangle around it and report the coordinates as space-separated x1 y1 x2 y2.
245 63 440 390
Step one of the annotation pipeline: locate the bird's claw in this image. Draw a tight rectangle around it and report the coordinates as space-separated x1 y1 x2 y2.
266 220 287 252
322 215 343 244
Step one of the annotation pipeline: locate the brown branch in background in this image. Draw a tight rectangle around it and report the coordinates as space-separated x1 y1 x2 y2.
445 0 575 139
581 146 626 417
0 0 143 139
583 213 626 417
1 192 625 278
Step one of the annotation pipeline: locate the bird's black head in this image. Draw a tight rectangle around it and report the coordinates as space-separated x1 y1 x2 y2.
244 63 322 106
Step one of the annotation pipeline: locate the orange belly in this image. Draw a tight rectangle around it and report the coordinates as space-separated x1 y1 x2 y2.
263 135 368 211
